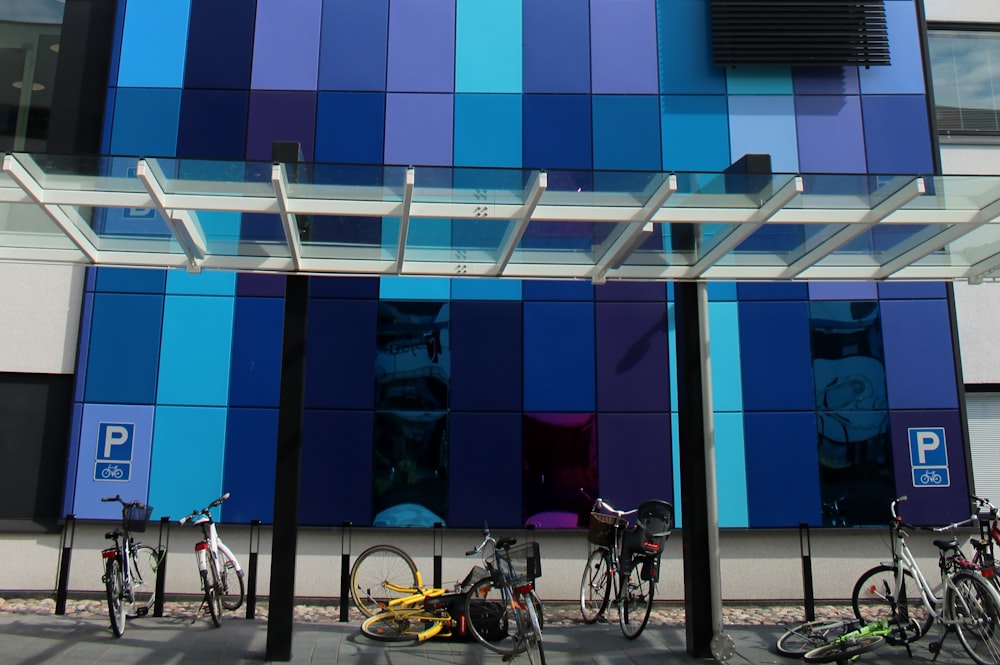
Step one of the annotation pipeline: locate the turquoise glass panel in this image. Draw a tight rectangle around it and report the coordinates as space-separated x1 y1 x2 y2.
707 283 737 301
166 271 236 296
110 88 182 156
592 96 661 171
454 94 522 167
379 277 451 300
709 302 743 412
714 412 748 527
455 0 521 93
157 295 235 406
451 279 522 300
657 0 726 94
117 0 191 88
148 405 227 520
85 293 163 405
250 0 322 90
661 96 730 172
728 96 799 173
859 0 925 95
726 67 794 95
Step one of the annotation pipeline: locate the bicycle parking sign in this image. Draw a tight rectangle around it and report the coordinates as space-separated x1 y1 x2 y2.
94 422 134 482
908 427 950 488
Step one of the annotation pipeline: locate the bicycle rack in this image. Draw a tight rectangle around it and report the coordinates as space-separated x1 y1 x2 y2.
155 516 170 617
433 522 443 589
339 521 352 623
246 519 261 620
54 514 76 616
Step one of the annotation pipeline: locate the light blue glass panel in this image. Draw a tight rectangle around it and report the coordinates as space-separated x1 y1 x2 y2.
455 0 521 93
726 66 794 95
709 301 742 412
148 405 226 520
708 283 737 301
728 96 799 173
379 277 451 300
166 270 237 296
451 279 522 300
251 0 322 90
117 0 191 88
157 295 235 406
454 94 522 167
661 95 730 172
859 0 925 95
715 412 748 527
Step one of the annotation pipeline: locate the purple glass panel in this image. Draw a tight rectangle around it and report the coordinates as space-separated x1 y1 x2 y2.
384 93 453 166
319 0 389 91
596 303 670 412
251 0 322 90
888 410 969 525
523 0 590 93
597 413 672 512
386 0 455 92
792 66 860 95
246 91 317 161
595 281 667 301
590 0 658 94
881 300 959 410
808 282 878 301
796 96 866 174
237 273 285 297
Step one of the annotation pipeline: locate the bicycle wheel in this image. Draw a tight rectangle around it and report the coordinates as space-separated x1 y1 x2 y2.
851 564 933 644
466 577 530 656
776 619 849 658
204 551 223 627
360 609 438 642
803 635 885 664
580 548 612 624
104 556 126 638
217 547 245 611
619 561 655 639
128 544 159 618
351 544 420 617
946 569 1000 665
520 589 547 665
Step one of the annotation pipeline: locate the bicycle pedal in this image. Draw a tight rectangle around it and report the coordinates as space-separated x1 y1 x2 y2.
134 607 149 617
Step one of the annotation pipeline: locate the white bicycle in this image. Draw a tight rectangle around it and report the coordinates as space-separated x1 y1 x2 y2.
179 492 246 627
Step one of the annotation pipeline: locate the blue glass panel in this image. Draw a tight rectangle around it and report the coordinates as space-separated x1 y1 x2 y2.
149 405 226 519
715 412 749 527
710 302 743 412
305 299 377 409
591 0 658 94
523 0 590 93
455 0 521 93
319 0 389 92
739 300 814 411
177 90 249 160
523 280 594 301
315 93 385 164
737 282 808 300
661 95 730 172
859 1 925 95
450 280 522 301
745 412 823 527
95 267 166 294
524 302 595 411
85 293 163 404
379 277 451 300
523 95 592 169
877 281 947 300
300 410 374 526
166 270 236 296
157 295 235 407
597 413 673 513
862 95 934 175
592 95 661 171
230 298 284 408
384 93 453 166
595 302 669 412
110 88 182 156
707 282 737 301
250 0 322 90
449 413 522 528
222 408 278 524
451 301 522 411
118 0 190 88
184 0 255 89
728 96 799 172
454 94 522 167
796 95 866 174
726 67 794 95
881 300 959 410
657 0 726 94
386 0 455 92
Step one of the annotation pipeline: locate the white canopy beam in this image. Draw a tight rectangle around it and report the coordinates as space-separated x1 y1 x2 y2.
494 170 547 276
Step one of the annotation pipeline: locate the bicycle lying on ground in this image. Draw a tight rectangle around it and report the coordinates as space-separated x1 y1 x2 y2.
100 495 162 638
351 523 544 662
776 617 892 662
179 492 246 627
852 495 1000 665
579 495 673 639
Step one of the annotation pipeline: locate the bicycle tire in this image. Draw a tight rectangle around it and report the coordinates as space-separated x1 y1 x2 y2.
105 556 126 638
205 551 223 628
465 577 519 655
776 620 849 658
851 564 933 645
619 560 655 640
217 547 245 611
580 548 612 624
360 609 439 642
351 544 420 618
128 544 159 618
946 569 1000 665
521 590 546 665
803 635 885 664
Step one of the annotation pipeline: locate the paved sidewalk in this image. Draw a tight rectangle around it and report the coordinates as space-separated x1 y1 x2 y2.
0 607 977 665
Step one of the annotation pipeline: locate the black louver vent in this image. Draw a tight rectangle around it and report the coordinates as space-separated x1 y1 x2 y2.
711 0 890 67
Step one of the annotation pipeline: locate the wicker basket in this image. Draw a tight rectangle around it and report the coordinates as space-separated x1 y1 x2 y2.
588 512 625 547
125 504 153 533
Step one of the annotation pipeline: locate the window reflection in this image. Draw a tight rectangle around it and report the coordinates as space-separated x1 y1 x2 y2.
929 29 1000 134
522 413 598 528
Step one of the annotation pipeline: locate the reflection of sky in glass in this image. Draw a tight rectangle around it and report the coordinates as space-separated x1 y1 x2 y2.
930 31 1000 129
0 0 64 24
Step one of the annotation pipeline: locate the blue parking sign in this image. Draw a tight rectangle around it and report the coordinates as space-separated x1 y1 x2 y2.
908 427 949 488
95 422 134 482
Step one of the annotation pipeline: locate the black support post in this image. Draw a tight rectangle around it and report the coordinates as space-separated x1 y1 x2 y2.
54 514 75 615
433 522 443 589
339 521 351 623
154 516 170 617
246 519 261 620
266 141 309 662
800 523 816 621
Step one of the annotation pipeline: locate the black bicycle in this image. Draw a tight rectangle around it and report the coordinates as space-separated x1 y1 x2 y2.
100 495 162 637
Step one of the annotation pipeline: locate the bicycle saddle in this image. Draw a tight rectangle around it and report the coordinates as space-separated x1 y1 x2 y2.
104 529 121 540
933 536 959 551
496 536 517 549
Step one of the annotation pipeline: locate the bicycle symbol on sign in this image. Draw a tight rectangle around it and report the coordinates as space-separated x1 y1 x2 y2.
101 465 125 480
919 470 943 485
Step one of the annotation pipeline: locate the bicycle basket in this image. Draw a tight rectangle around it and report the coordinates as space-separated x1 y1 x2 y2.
588 512 625 547
491 542 541 588
124 504 153 533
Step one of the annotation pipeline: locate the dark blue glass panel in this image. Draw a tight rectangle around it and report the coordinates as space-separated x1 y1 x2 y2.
595 302 670 412
177 89 249 160
739 300 814 411
451 301 522 412
229 297 283 408
523 0 590 93
184 0 255 89
862 95 934 175
318 0 388 91
95 267 165 294
877 282 947 300
524 302 595 411
523 413 597 528
881 300 959 410
745 411 823 527
315 92 385 164
300 410 374 525
222 408 277 524
84 293 163 404
306 299 377 409
309 276 379 299
523 280 594 301
597 413 672 512
523 94 592 169
237 273 284 297
736 282 808 301
449 413 522 528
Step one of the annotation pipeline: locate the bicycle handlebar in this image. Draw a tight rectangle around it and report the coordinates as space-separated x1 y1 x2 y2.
101 495 143 507
466 522 497 556
178 492 231 525
892 495 982 534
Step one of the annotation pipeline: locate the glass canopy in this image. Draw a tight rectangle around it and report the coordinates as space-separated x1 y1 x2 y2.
2 152 1000 283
